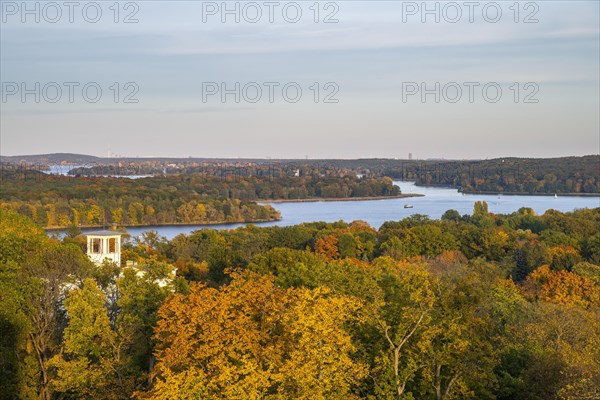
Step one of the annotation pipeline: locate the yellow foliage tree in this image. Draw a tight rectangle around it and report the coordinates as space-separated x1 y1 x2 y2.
111 207 123 225
547 245 582 271
139 271 365 399
275 287 366 399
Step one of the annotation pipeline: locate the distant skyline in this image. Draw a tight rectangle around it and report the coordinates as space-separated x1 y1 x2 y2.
1 152 599 162
1 1 599 158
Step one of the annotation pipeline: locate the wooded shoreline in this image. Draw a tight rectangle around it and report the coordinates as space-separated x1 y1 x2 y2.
259 193 424 203
43 217 282 232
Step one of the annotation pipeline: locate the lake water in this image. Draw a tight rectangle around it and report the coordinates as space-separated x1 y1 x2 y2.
46 165 151 179
70 181 598 240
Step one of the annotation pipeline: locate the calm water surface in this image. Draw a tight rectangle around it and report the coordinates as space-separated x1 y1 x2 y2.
47 165 151 179
71 181 598 240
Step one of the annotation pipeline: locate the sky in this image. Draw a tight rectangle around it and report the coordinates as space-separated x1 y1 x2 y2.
1 0 599 159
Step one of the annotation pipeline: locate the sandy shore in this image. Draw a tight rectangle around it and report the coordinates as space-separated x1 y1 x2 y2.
259 194 424 203
460 191 600 197
44 218 282 231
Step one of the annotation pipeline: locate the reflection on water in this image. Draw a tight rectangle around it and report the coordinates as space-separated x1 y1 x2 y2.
65 181 599 240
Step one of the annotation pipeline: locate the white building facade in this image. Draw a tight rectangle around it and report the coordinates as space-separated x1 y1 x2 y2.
85 230 123 266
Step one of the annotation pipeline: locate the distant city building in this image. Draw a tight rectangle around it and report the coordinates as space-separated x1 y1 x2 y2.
85 230 124 266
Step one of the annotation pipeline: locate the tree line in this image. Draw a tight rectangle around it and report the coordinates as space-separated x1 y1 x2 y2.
67 154 600 194
380 156 599 194
0 174 400 228
1 203 599 399
3 155 597 195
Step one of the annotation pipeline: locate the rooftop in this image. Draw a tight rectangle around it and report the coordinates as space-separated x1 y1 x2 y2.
84 230 126 236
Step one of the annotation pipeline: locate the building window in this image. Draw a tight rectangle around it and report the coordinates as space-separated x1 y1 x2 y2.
91 238 102 254
108 238 117 253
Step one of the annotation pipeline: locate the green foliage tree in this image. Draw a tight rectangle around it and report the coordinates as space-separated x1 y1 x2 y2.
2 202 599 400
49 279 138 398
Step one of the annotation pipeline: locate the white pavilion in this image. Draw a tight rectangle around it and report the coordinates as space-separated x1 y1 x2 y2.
85 230 124 266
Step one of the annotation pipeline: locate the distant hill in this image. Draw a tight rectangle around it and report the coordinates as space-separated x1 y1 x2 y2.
3 153 597 166
0 153 282 165
0 153 104 164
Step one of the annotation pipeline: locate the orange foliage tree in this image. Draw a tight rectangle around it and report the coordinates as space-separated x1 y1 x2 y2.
315 234 339 260
525 265 600 308
139 270 366 399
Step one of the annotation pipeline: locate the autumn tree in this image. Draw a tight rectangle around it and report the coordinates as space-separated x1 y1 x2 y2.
273 286 366 399
22 242 95 399
416 263 498 400
49 279 140 398
0 209 94 400
471 201 494 228
363 257 436 399
524 265 599 308
546 245 582 271
315 234 339 260
117 259 180 381
571 261 600 285
501 302 600 400
141 271 366 399
0 209 48 399
250 248 329 289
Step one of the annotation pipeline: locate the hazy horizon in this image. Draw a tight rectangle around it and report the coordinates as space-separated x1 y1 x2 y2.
2 152 598 162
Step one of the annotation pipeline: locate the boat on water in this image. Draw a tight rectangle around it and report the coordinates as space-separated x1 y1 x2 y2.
554 194 558 199
404 204 413 209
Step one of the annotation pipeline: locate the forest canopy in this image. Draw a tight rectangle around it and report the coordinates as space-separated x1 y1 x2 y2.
0 174 399 228
1 204 599 399
2 154 597 196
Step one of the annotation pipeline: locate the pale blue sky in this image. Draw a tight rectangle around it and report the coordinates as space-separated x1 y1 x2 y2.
1 1 598 158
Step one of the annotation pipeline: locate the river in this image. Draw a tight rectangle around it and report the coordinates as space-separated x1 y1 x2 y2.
66 181 599 240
